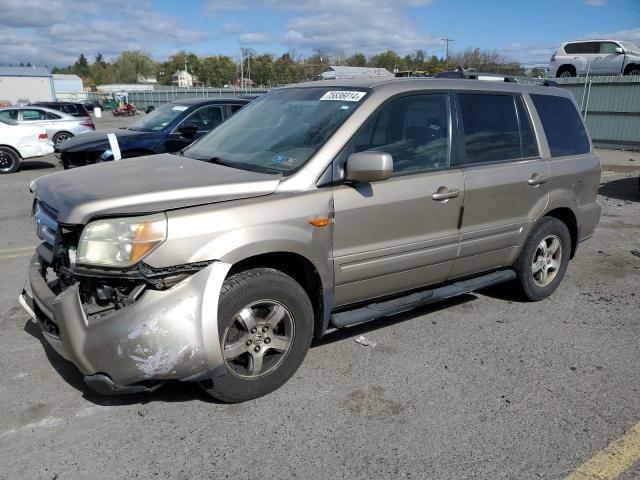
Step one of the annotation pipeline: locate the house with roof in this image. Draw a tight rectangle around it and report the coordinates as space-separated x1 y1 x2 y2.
0 66 54 104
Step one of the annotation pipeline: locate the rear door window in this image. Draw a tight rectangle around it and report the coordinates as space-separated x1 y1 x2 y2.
21 109 48 121
530 94 590 157
458 93 522 163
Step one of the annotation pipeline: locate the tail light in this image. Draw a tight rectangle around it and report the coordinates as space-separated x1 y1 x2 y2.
551 54 556 62
38 133 48 140
81 120 95 129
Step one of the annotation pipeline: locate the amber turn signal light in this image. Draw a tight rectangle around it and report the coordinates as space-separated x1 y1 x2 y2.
309 217 330 227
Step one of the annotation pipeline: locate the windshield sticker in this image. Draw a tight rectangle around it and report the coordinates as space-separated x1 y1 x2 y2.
172 106 188 111
271 154 297 167
319 91 366 102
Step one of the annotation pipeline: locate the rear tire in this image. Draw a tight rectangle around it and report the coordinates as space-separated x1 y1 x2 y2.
0 146 20 174
199 268 314 403
513 217 571 301
52 131 74 145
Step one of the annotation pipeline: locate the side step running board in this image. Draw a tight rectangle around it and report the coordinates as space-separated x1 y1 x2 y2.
329 269 516 329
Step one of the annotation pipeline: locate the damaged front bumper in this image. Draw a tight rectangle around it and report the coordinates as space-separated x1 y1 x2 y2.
20 254 231 394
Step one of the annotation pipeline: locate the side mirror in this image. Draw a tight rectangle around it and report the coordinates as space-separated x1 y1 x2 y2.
179 123 197 138
345 151 393 183
615 47 624 54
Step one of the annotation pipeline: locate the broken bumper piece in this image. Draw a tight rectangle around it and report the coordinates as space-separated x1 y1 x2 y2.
21 254 229 394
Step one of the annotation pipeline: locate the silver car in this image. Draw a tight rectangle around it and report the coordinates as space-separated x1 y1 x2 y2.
0 106 95 144
548 39 640 78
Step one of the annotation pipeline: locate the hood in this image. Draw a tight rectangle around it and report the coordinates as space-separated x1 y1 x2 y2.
55 128 149 152
32 153 281 224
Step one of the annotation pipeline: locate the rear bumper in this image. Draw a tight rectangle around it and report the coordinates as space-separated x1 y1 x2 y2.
21 253 231 393
20 143 54 159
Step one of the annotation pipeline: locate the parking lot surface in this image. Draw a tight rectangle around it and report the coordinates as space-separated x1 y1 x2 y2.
0 119 638 479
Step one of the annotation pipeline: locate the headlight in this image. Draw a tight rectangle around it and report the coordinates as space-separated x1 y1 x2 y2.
77 213 167 268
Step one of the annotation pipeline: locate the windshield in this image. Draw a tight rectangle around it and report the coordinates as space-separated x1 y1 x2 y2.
182 87 368 173
128 103 188 132
621 42 640 54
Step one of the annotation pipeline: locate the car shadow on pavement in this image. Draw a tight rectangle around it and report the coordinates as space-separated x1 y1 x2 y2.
23 319 223 406
599 176 640 203
19 160 57 171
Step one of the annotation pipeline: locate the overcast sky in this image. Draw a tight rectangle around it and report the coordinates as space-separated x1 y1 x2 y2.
0 0 638 68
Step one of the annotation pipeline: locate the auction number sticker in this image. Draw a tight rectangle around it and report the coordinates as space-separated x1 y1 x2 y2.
319 91 366 102
172 105 188 111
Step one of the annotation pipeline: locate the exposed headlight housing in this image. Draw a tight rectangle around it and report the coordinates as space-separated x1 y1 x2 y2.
77 213 167 268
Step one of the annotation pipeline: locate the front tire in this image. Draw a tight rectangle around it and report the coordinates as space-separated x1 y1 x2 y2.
0 146 20 174
199 268 314 403
514 217 571 301
556 66 576 78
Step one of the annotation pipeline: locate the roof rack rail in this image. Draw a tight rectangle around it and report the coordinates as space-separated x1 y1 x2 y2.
435 71 558 87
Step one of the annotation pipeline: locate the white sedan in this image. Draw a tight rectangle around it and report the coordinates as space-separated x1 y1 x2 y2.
0 118 54 174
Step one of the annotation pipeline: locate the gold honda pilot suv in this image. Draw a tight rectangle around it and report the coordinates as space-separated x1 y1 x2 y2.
21 75 601 402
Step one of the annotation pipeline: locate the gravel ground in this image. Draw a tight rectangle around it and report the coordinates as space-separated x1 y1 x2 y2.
0 139 638 479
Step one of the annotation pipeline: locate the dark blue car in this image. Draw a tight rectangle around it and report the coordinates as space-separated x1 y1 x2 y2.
56 98 250 169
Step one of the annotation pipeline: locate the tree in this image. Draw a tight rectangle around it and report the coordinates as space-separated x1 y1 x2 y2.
73 54 90 77
450 48 525 76
94 53 105 66
369 50 405 72
345 53 366 67
113 51 156 83
249 53 275 86
199 55 236 86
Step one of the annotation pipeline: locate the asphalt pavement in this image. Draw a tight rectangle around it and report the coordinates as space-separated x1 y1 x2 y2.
0 125 638 479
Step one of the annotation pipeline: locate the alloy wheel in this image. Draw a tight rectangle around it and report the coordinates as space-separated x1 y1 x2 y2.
0 149 16 172
532 234 562 287
54 133 72 144
222 300 295 379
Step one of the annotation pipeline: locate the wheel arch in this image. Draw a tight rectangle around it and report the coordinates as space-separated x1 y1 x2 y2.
0 144 22 158
556 64 577 77
53 130 74 140
544 207 578 258
227 251 329 339
623 63 640 75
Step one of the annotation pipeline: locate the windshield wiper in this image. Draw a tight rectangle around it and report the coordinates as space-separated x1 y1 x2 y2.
209 157 281 175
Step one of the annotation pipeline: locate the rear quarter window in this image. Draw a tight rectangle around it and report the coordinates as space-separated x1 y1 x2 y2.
530 94 590 157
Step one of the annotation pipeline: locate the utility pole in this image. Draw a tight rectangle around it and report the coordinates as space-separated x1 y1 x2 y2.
441 37 454 62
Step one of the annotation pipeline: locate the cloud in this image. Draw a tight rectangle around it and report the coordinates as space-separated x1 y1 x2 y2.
239 32 271 45
0 0 207 66
221 22 244 34
584 0 606 5
502 43 557 67
205 0 438 55
583 28 640 43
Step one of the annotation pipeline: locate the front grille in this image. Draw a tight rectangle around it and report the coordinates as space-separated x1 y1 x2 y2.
33 200 59 248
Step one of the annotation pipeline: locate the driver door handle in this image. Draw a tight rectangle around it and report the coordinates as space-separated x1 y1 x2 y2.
431 188 460 201
528 174 549 186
